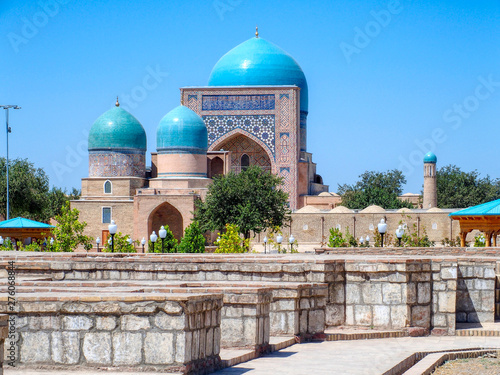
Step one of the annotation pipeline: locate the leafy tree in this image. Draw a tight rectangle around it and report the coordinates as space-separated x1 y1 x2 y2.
103 232 137 253
215 224 249 253
47 187 81 218
177 221 205 253
51 202 93 252
436 165 500 208
195 166 291 241
338 170 413 209
397 215 433 247
328 226 358 248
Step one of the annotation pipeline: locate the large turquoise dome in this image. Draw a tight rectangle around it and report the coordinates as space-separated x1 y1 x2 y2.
88 104 146 151
424 152 437 163
157 105 208 154
208 36 308 112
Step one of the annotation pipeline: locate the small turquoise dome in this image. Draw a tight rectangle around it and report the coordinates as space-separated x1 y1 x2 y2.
157 105 207 154
88 104 146 151
424 152 437 163
208 37 308 112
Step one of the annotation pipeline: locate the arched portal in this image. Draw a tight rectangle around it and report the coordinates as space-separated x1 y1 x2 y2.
148 202 183 241
210 157 224 177
217 134 271 173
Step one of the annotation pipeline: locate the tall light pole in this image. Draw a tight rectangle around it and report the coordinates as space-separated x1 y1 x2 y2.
378 218 387 248
108 220 117 253
0 105 21 220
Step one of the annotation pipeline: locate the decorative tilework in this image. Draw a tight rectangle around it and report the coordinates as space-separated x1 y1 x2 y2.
89 151 145 178
219 134 271 173
202 95 275 111
203 114 275 156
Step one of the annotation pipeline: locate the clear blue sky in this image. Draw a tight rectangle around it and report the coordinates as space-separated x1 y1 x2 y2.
1 0 499 194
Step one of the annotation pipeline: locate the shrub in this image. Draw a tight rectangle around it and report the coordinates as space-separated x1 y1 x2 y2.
177 221 205 253
103 232 137 253
215 224 249 253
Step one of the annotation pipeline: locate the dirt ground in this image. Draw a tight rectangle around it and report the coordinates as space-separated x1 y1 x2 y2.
432 356 500 375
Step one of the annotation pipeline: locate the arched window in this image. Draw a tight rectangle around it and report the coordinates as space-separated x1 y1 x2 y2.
104 180 112 194
241 154 250 171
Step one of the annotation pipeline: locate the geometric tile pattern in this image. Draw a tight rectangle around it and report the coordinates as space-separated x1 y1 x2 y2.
219 134 272 173
203 114 275 156
202 94 275 111
89 151 145 178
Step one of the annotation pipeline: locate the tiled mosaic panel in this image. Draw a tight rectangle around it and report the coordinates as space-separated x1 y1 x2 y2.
89 152 145 177
202 94 275 111
203 114 275 156
219 134 272 173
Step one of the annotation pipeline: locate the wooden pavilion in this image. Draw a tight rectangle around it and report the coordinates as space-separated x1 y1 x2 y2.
450 199 500 247
0 217 54 247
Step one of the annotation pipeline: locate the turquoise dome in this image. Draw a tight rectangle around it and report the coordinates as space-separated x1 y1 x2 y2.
88 105 146 151
424 152 437 163
157 105 207 154
208 37 308 112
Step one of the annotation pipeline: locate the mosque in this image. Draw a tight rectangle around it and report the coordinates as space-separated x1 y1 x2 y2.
72 30 331 247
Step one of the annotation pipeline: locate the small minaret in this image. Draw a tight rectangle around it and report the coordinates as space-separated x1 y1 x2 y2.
423 152 437 208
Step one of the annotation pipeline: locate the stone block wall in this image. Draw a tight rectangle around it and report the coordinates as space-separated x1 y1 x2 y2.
0 315 8 375
0 295 222 374
456 261 496 324
430 261 457 335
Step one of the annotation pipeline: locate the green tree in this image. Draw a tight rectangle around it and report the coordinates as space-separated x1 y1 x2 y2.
50 202 93 252
152 225 178 253
338 169 413 209
436 165 500 208
103 232 137 253
177 221 205 253
195 166 291 241
47 187 80 218
215 224 249 253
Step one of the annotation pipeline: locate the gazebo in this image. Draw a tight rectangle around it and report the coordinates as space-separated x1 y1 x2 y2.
0 217 54 247
449 199 500 247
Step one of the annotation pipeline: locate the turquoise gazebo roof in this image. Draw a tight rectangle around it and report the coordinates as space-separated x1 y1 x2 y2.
208 36 308 112
88 102 147 151
0 217 54 229
423 152 437 163
449 199 500 217
157 105 208 154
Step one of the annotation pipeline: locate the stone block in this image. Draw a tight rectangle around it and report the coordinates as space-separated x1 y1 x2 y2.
480 291 495 311
326 305 344 327
362 283 382 304
121 315 150 331
372 305 390 327
20 332 50 363
390 305 408 328
62 315 93 331
345 284 361 304
438 292 456 313
354 305 372 326
155 311 185 330
484 268 496 278
406 283 417 304
345 305 354 325
113 332 142 365
330 284 345 304
299 298 310 310
456 312 467 323
29 316 61 330
440 267 457 280
388 272 406 283
205 328 213 357
417 283 431 304
83 332 111 365
308 310 325 334
96 316 117 330
51 332 80 365
475 279 495 290
382 283 402 305
411 306 430 328
144 332 174 364
432 313 446 327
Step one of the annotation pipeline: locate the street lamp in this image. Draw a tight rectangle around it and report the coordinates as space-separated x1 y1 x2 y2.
359 236 364 246
108 220 117 253
289 234 295 253
96 237 100 252
378 218 387 247
159 225 167 253
0 236 4 249
263 236 268 254
365 235 370 247
50 238 54 251
141 237 146 253
395 225 405 247
0 105 21 220
276 234 283 253
150 231 158 253
127 237 133 250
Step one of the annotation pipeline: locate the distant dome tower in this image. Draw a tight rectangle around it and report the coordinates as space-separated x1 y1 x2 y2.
423 152 437 208
156 105 208 177
88 98 147 177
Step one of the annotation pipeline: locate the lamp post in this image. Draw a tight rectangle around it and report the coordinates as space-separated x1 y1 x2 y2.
276 234 283 253
108 220 117 253
378 219 387 247
0 236 4 249
96 237 100 252
0 105 21 220
359 236 364 247
150 231 158 253
365 235 370 247
127 237 133 251
141 237 146 253
289 234 295 253
263 236 268 254
395 225 404 247
159 225 167 253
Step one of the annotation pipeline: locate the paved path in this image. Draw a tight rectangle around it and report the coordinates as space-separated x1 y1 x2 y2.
213 336 500 375
4 336 500 375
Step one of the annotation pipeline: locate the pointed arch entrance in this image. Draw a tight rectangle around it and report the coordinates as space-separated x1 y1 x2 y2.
148 202 183 241
216 133 272 173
